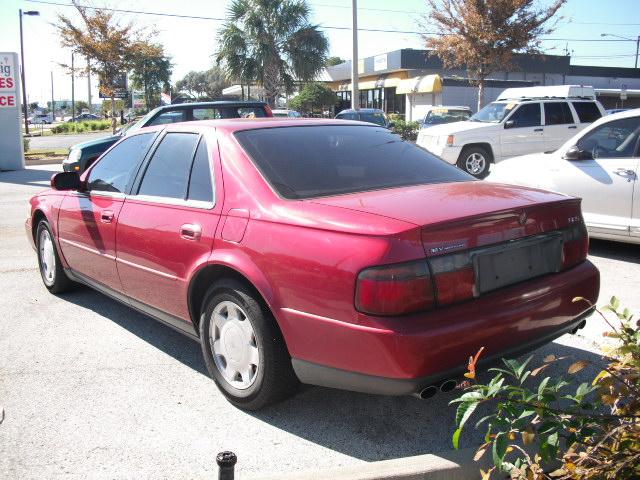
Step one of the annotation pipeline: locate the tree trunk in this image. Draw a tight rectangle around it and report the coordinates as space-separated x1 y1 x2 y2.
263 59 280 107
111 96 117 134
477 75 485 112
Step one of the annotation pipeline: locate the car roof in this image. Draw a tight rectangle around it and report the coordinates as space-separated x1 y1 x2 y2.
152 100 268 112
338 108 385 113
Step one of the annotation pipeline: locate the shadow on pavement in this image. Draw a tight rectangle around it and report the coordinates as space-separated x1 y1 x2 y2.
58 284 607 462
0 168 59 187
589 238 640 264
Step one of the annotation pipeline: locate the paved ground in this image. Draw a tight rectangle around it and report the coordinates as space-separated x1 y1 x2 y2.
29 131 111 151
0 165 638 479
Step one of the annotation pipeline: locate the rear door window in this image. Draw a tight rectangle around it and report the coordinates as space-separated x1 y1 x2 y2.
234 125 471 199
147 110 187 126
544 102 574 125
137 133 200 199
571 102 602 123
336 112 358 120
187 139 214 203
507 103 541 128
193 108 221 120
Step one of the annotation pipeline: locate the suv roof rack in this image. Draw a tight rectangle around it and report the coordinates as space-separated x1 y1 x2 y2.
497 85 596 101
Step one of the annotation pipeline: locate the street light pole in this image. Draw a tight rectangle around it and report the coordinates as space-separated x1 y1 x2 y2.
351 0 359 110
71 52 75 121
50 71 54 123
600 33 640 69
18 10 40 135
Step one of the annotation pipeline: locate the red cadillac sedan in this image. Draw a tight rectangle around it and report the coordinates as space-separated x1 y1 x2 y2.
26 119 599 410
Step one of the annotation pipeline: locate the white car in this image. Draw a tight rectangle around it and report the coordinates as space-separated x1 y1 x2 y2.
272 109 302 118
416 85 605 178
488 108 640 244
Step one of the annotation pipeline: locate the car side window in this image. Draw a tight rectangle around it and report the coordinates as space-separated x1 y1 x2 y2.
137 133 200 199
337 112 358 120
187 139 214 203
193 108 221 120
544 102 573 125
576 117 640 159
572 102 602 123
507 103 541 128
87 133 156 193
147 110 187 126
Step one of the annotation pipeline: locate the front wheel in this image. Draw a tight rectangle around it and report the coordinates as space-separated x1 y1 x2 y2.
36 220 75 293
199 280 298 410
457 146 491 178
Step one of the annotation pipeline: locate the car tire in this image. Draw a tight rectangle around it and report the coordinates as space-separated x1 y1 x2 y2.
199 279 299 410
457 146 491 179
36 220 75 294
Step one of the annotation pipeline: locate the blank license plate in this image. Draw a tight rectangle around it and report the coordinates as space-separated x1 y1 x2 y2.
473 234 563 295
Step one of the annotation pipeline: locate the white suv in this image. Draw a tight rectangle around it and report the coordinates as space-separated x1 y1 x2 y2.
416 85 606 178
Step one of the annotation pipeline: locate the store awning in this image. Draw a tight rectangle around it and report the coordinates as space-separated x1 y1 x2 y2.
337 76 402 91
395 74 443 95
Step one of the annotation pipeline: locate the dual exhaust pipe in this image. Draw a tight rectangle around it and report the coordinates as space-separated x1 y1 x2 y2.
413 378 458 400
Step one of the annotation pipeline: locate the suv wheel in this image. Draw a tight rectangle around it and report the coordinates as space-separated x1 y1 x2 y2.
36 220 75 293
457 146 491 178
199 279 298 410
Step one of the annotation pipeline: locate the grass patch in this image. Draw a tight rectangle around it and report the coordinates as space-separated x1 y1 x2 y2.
25 148 69 160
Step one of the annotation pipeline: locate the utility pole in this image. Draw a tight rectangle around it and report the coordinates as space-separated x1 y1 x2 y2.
50 71 54 122
71 52 75 121
350 0 359 110
635 35 639 69
19 9 40 134
87 57 92 113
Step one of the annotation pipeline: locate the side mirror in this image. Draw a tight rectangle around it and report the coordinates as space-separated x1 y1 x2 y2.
51 172 81 191
563 145 592 161
504 120 516 129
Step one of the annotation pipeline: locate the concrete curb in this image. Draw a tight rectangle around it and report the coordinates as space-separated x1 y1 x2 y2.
246 448 488 480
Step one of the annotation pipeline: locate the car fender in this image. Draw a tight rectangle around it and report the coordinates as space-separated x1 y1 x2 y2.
30 192 70 267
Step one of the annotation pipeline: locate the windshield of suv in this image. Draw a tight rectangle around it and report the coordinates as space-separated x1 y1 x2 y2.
470 102 516 123
235 125 472 199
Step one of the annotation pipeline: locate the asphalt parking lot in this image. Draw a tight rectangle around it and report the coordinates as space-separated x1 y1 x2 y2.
1 165 638 479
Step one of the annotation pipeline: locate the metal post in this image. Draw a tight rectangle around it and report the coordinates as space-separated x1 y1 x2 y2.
50 71 54 123
71 52 75 121
635 36 639 69
87 57 92 114
350 0 359 110
216 451 237 480
19 10 29 135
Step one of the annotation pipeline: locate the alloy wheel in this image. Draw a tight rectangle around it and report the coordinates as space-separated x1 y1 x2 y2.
39 229 56 286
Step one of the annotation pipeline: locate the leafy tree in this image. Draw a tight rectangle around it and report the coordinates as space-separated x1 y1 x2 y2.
288 82 337 114
131 42 172 111
326 56 345 67
217 0 329 106
75 100 89 112
422 0 565 110
56 0 152 133
28 102 39 112
175 67 230 100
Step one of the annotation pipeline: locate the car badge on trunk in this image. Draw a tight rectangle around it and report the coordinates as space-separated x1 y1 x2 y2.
518 211 527 226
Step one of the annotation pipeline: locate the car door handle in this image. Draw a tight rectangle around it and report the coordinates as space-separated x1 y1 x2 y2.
180 223 202 241
100 210 114 223
614 168 636 179
568 125 577 129
534 128 543 132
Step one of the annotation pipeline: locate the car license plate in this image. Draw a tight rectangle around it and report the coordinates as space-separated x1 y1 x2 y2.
472 233 563 295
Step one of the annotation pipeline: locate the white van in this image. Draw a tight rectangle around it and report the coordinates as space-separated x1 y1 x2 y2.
416 85 606 178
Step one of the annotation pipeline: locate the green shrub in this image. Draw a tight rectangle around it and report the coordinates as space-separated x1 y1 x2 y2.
51 119 110 134
451 296 640 480
391 119 421 141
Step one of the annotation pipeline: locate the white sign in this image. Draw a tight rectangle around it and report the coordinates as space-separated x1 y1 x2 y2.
0 52 25 170
374 54 387 72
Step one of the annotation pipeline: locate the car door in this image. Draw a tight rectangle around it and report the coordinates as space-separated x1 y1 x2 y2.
543 102 578 151
552 116 640 238
57 132 157 292
500 103 545 158
115 130 222 323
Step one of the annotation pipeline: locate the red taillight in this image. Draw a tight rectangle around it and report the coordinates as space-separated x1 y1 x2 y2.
355 260 434 316
428 252 476 306
562 222 588 269
264 104 274 117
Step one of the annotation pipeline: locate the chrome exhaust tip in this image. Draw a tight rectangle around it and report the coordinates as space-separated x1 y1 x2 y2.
439 379 457 393
413 385 438 399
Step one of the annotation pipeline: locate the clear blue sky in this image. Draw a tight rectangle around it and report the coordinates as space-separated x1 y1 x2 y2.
0 0 638 105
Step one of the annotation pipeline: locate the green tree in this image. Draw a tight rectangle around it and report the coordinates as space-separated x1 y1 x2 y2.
422 0 565 110
325 56 345 67
288 82 337 115
217 0 329 106
28 102 39 112
56 0 152 133
75 100 89 112
131 42 172 111
175 67 230 100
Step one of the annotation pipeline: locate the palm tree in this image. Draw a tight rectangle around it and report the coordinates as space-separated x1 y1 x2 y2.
216 0 329 106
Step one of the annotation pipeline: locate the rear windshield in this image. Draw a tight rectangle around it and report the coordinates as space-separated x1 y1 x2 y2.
571 102 602 123
235 125 472 199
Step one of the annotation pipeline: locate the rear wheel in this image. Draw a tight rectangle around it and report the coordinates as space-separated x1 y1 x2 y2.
199 279 298 410
457 146 491 178
36 220 75 294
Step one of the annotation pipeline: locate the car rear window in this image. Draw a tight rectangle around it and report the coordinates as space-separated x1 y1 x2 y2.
571 102 602 123
235 125 472 199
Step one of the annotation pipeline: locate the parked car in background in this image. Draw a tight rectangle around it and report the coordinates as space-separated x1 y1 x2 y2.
417 85 605 178
29 113 53 124
335 108 391 127
272 109 302 118
488 108 640 244
30 118 598 410
419 106 471 127
68 113 101 122
62 101 273 173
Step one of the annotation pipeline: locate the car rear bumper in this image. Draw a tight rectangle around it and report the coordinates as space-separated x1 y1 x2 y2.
281 260 600 395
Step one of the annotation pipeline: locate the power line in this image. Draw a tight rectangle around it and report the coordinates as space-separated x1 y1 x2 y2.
24 0 640 42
